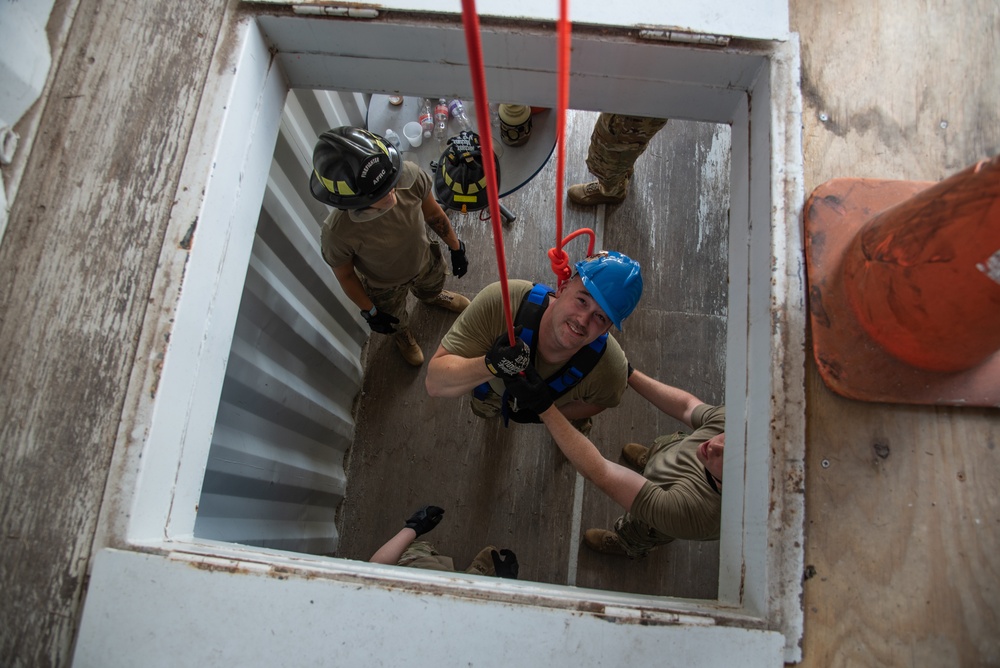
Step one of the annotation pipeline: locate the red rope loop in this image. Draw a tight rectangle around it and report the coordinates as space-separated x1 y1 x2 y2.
547 247 572 283
549 227 596 288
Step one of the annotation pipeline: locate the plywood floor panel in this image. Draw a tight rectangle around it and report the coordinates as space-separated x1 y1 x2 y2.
791 0 1000 664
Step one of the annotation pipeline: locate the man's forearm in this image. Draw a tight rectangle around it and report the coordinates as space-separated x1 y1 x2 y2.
628 370 703 428
556 399 605 421
331 263 373 311
425 348 493 397
425 210 460 250
539 406 644 510
370 527 417 565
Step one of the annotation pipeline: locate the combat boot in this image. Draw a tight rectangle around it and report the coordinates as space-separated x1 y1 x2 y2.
621 442 650 470
583 528 630 557
426 290 470 313
393 328 424 366
567 180 627 206
466 545 498 576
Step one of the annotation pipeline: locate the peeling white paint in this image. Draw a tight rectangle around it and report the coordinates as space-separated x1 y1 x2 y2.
698 126 733 253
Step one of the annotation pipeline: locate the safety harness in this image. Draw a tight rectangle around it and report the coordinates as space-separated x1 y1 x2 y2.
473 283 608 424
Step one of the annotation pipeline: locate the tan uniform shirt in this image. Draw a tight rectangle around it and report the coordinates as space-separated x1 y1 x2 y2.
320 162 432 288
629 404 725 541
441 279 628 410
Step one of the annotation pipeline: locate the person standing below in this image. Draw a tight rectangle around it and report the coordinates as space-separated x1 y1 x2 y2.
567 114 669 206
370 505 519 579
424 251 643 435
310 127 471 366
503 366 724 559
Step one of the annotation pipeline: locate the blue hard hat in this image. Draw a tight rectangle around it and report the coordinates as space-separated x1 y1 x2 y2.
574 250 643 329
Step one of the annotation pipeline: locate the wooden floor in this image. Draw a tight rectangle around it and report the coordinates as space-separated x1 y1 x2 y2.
793 4 1000 665
336 110 731 599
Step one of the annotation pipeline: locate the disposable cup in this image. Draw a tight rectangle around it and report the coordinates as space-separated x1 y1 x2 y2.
403 122 423 148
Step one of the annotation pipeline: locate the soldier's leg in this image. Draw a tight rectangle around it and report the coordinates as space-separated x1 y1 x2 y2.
364 280 410 332
612 513 674 558
411 241 470 313
570 114 669 205
365 280 423 366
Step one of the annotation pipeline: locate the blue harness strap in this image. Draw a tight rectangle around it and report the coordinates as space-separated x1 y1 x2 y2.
472 283 608 425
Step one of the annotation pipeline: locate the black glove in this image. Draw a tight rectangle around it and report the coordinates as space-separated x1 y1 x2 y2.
450 239 469 278
627 361 635 378
404 505 444 537
503 366 553 415
484 326 531 379
361 306 399 334
491 549 519 579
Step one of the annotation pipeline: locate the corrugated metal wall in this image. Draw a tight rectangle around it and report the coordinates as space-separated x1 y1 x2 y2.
194 90 369 554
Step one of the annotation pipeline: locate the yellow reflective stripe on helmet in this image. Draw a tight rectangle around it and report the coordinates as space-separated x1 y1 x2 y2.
317 169 355 196
374 137 390 156
453 194 478 202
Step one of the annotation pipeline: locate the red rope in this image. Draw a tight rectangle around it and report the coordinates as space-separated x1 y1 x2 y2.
460 0 516 345
548 228 596 283
553 0 571 289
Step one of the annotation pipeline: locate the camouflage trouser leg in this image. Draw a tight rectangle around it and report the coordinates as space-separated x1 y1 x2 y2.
363 243 447 332
410 241 447 303
586 113 669 196
612 513 674 559
397 540 456 572
365 281 413 332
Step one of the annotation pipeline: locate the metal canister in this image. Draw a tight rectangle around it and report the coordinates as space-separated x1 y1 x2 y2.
498 104 532 146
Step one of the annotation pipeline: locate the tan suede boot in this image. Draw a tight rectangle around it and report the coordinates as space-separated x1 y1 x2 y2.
393 329 424 366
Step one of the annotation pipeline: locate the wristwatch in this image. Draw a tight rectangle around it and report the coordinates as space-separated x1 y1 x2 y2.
361 305 377 321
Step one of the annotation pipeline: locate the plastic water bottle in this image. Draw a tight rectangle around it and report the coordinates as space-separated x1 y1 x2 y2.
383 128 401 148
434 98 449 139
449 99 472 131
418 99 434 139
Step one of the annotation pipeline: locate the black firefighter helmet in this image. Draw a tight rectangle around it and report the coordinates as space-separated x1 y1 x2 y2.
309 127 402 210
433 131 501 212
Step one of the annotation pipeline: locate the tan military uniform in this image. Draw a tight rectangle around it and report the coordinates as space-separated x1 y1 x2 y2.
614 404 725 558
320 161 447 330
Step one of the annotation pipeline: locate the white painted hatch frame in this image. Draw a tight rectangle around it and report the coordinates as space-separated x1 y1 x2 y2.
77 4 805 666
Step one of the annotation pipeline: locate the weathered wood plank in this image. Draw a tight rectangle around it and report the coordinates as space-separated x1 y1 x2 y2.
0 1 229 665
792 0 1000 665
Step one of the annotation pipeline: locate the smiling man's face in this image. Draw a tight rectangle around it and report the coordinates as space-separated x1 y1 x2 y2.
542 277 613 355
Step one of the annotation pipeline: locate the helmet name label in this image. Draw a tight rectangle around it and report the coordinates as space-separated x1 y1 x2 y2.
361 156 388 189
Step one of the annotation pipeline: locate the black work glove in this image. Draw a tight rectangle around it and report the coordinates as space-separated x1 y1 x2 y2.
484 326 531 379
503 366 553 416
361 306 399 334
404 505 444 537
491 549 519 579
450 239 469 278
